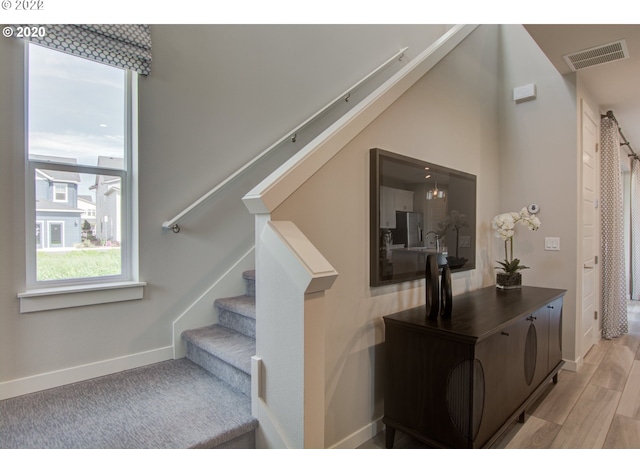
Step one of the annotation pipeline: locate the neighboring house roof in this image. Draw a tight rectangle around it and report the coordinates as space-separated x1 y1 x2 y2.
97 156 124 170
78 195 95 205
31 154 81 183
91 156 124 188
35 169 81 183
36 199 83 213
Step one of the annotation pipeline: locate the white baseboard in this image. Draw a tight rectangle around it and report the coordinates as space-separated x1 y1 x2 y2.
326 418 384 449
0 345 173 400
562 356 582 372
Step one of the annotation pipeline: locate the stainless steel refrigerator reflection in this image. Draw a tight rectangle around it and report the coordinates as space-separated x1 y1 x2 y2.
391 211 424 248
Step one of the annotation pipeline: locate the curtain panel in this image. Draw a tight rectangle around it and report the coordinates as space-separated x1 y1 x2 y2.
632 158 640 300
600 117 628 338
19 25 152 75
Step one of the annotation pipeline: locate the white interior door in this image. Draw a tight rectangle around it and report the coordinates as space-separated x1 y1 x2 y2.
581 100 600 359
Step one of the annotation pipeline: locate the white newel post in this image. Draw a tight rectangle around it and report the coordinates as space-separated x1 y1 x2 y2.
252 215 337 449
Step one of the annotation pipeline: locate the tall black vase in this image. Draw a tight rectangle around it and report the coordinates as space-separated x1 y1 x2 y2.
440 265 452 318
426 254 440 319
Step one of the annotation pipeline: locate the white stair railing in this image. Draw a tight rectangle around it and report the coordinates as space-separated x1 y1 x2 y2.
161 47 408 233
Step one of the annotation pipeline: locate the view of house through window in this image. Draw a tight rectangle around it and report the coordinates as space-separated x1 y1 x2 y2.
28 43 130 284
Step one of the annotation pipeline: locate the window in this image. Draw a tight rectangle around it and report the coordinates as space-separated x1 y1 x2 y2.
53 183 68 202
25 43 136 289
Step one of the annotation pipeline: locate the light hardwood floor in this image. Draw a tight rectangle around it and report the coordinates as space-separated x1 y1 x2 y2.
358 301 640 449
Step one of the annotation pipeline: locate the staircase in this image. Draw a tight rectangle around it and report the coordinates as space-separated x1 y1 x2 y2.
0 271 259 449
181 269 257 446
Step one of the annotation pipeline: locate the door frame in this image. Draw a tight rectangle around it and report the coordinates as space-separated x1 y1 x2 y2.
578 98 601 362
48 220 65 248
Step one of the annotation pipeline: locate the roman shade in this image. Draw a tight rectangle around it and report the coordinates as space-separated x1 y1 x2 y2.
20 25 152 75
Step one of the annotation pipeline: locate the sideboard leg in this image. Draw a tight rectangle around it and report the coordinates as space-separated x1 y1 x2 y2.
553 373 559 384
385 425 396 449
518 411 526 423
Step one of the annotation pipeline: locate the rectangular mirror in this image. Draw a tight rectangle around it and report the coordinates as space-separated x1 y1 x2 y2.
370 148 476 286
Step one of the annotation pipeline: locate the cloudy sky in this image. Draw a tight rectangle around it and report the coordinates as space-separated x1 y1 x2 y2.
28 43 126 199
28 43 125 167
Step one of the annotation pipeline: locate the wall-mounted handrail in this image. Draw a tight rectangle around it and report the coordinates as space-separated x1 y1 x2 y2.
162 47 408 233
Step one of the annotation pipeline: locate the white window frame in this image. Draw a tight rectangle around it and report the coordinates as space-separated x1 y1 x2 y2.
53 182 68 202
19 43 144 312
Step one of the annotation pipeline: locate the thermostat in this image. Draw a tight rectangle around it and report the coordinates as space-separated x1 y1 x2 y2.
527 203 540 214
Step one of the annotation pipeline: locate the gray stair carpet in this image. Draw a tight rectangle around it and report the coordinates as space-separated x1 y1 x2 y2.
0 359 257 449
242 270 255 297
182 325 255 397
215 295 256 338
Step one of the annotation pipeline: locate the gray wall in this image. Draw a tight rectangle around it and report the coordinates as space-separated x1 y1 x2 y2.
0 25 448 382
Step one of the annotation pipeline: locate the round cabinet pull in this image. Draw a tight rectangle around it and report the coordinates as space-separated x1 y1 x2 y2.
527 315 537 321
547 305 554 309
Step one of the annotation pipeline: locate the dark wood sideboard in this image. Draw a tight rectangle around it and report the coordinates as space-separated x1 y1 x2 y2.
383 286 565 449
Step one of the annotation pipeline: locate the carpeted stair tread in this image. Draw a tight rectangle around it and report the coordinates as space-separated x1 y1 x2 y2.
182 325 255 375
215 296 256 319
0 359 257 449
242 270 255 297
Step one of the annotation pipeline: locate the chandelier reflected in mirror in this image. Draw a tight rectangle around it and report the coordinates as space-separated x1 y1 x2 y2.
426 180 446 200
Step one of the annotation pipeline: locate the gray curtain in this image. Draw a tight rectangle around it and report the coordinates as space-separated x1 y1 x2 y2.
17 25 152 75
632 158 640 300
600 117 628 338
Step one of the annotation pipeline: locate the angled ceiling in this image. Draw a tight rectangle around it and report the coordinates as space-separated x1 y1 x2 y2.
524 24 640 158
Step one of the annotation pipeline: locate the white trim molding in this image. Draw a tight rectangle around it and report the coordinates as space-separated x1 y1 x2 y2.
18 281 146 313
243 25 478 215
0 345 172 400
326 418 385 449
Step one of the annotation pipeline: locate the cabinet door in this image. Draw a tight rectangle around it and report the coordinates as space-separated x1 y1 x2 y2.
474 330 509 447
529 305 550 390
504 317 533 411
384 323 471 449
547 297 563 369
380 186 396 228
395 189 414 212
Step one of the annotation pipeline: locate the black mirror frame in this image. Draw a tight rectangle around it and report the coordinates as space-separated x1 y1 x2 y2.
370 148 477 286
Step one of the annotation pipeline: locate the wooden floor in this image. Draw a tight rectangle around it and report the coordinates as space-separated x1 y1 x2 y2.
358 301 640 449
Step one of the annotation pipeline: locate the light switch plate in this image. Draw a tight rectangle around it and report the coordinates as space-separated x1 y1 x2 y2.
545 237 560 251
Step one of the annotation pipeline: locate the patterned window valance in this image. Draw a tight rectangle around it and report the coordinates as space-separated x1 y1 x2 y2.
21 24 152 75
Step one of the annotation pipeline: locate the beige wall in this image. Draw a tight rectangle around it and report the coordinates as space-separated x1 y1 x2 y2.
497 25 579 364
272 23 584 446
273 24 501 446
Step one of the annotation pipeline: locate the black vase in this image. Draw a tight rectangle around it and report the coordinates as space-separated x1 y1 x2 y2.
440 265 452 318
426 254 440 319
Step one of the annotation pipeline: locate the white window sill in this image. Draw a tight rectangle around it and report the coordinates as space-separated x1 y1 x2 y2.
18 281 146 313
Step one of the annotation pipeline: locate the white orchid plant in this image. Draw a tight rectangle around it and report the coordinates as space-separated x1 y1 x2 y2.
492 208 541 274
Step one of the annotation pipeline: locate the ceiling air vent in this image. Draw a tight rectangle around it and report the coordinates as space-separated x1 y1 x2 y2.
563 39 629 71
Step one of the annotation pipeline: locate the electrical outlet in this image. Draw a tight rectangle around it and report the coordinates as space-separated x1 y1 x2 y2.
544 237 560 251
